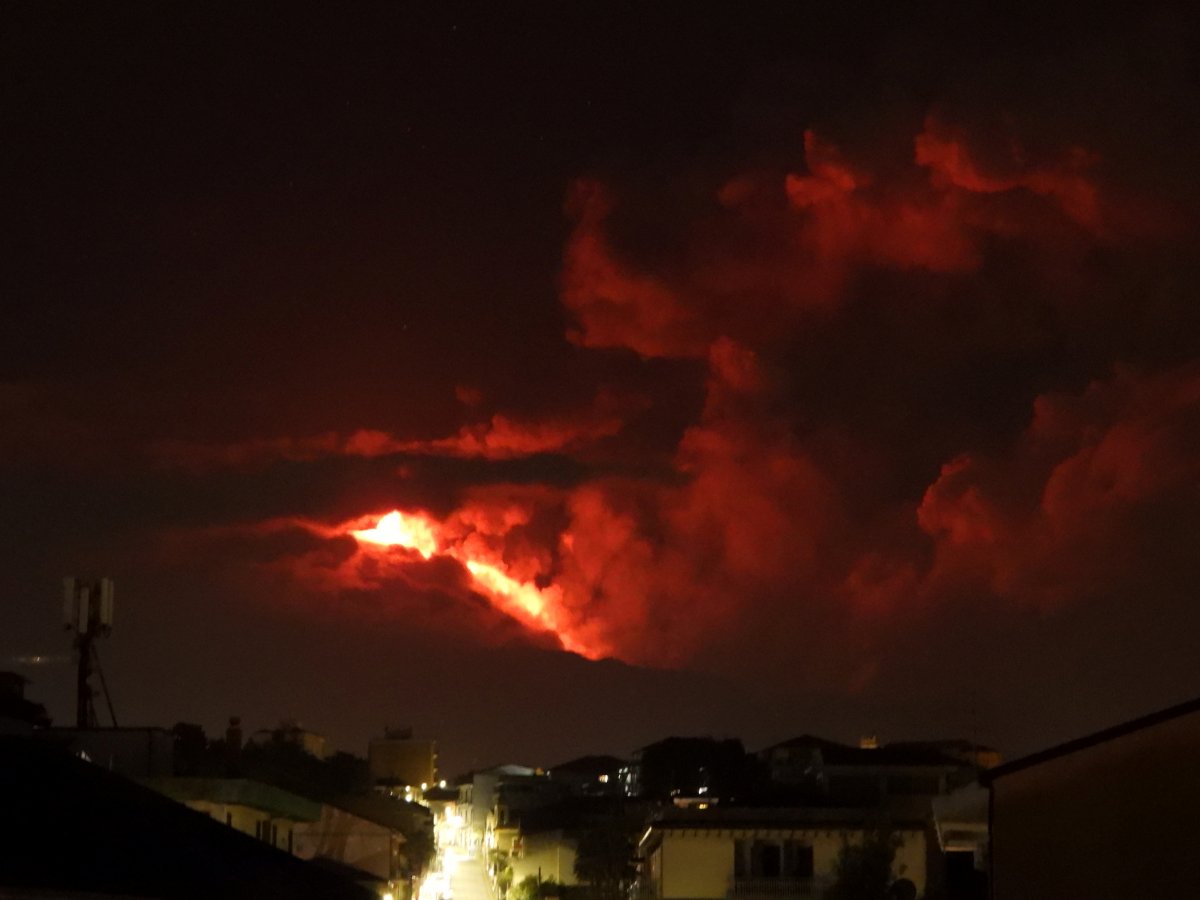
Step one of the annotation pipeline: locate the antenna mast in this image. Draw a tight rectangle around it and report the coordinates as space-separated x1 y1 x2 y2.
63 577 117 728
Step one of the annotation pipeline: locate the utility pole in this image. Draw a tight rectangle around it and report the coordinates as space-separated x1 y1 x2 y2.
63 577 116 728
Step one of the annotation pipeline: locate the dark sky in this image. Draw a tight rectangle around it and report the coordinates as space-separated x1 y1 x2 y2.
3 3 1199 777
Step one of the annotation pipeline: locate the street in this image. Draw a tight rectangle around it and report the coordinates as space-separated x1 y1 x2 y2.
446 848 493 900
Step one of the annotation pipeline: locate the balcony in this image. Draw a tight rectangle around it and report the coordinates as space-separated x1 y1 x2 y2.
729 877 821 900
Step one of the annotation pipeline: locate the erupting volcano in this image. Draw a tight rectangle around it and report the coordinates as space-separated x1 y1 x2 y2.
343 509 603 660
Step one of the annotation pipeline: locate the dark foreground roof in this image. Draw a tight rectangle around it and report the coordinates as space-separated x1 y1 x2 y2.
0 737 374 900
983 694 1200 784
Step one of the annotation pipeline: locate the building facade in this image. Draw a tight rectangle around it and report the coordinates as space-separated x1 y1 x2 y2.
141 776 320 853
639 808 927 900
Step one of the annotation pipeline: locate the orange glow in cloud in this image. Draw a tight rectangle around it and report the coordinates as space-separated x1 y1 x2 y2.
351 510 438 559
343 509 603 659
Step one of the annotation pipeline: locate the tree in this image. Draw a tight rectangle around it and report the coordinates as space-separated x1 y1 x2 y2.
574 819 636 900
637 737 760 800
404 823 435 876
512 876 565 900
825 829 902 900
170 722 210 774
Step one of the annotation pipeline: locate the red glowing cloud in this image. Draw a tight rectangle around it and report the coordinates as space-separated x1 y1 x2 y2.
784 129 982 278
561 115 1125 360
917 364 1200 607
171 108 1192 693
149 390 638 471
914 116 1103 232
560 180 706 358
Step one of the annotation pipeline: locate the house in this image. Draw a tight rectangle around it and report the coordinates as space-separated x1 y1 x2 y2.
458 763 539 851
757 735 980 813
985 695 1200 900
252 718 331 760
0 736 373 899
485 770 569 870
497 795 653 892
0 671 51 734
548 754 627 797
511 823 578 887
635 736 754 801
930 783 988 900
369 727 438 789
141 776 321 853
638 807 928 900
323 789 434 878
293 801 408 893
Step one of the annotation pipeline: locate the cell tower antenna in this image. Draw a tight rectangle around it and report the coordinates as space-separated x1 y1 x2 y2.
62 577 118 728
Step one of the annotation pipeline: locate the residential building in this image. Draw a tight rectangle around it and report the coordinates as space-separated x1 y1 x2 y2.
256 718 330 760
930 783 988 900
293 801 408 889
635 736 754 801
510 824 578 887
548 754 626 797
0 736 373 899
758 735 980 813
370 727 438 788
459 763 538 850
639 807 928 900
493 795 653 893
985 695 1200 900
141 776 321 853
143 770 429 893
0 671 50 735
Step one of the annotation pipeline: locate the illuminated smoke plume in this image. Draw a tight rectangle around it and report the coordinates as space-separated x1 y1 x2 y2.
207 111 1194 687
915 363 1200 608
150 389 638 471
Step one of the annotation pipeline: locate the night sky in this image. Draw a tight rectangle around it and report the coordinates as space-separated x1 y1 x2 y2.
4 3 1199 777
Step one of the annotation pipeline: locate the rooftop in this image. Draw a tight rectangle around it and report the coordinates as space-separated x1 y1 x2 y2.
0 736 373 900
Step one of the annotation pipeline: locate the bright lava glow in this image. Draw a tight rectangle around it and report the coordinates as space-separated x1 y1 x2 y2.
351 510 438 558
464 559 546 617
346 509 601 659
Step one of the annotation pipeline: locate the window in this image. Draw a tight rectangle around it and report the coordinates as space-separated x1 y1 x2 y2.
759 843 782 877
784 842 814 878
742 840 814 879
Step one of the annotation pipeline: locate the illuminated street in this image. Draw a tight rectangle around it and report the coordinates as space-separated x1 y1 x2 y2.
446 849 493 900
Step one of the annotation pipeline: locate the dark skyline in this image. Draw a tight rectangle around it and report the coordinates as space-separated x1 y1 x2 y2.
3 3 1199 777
